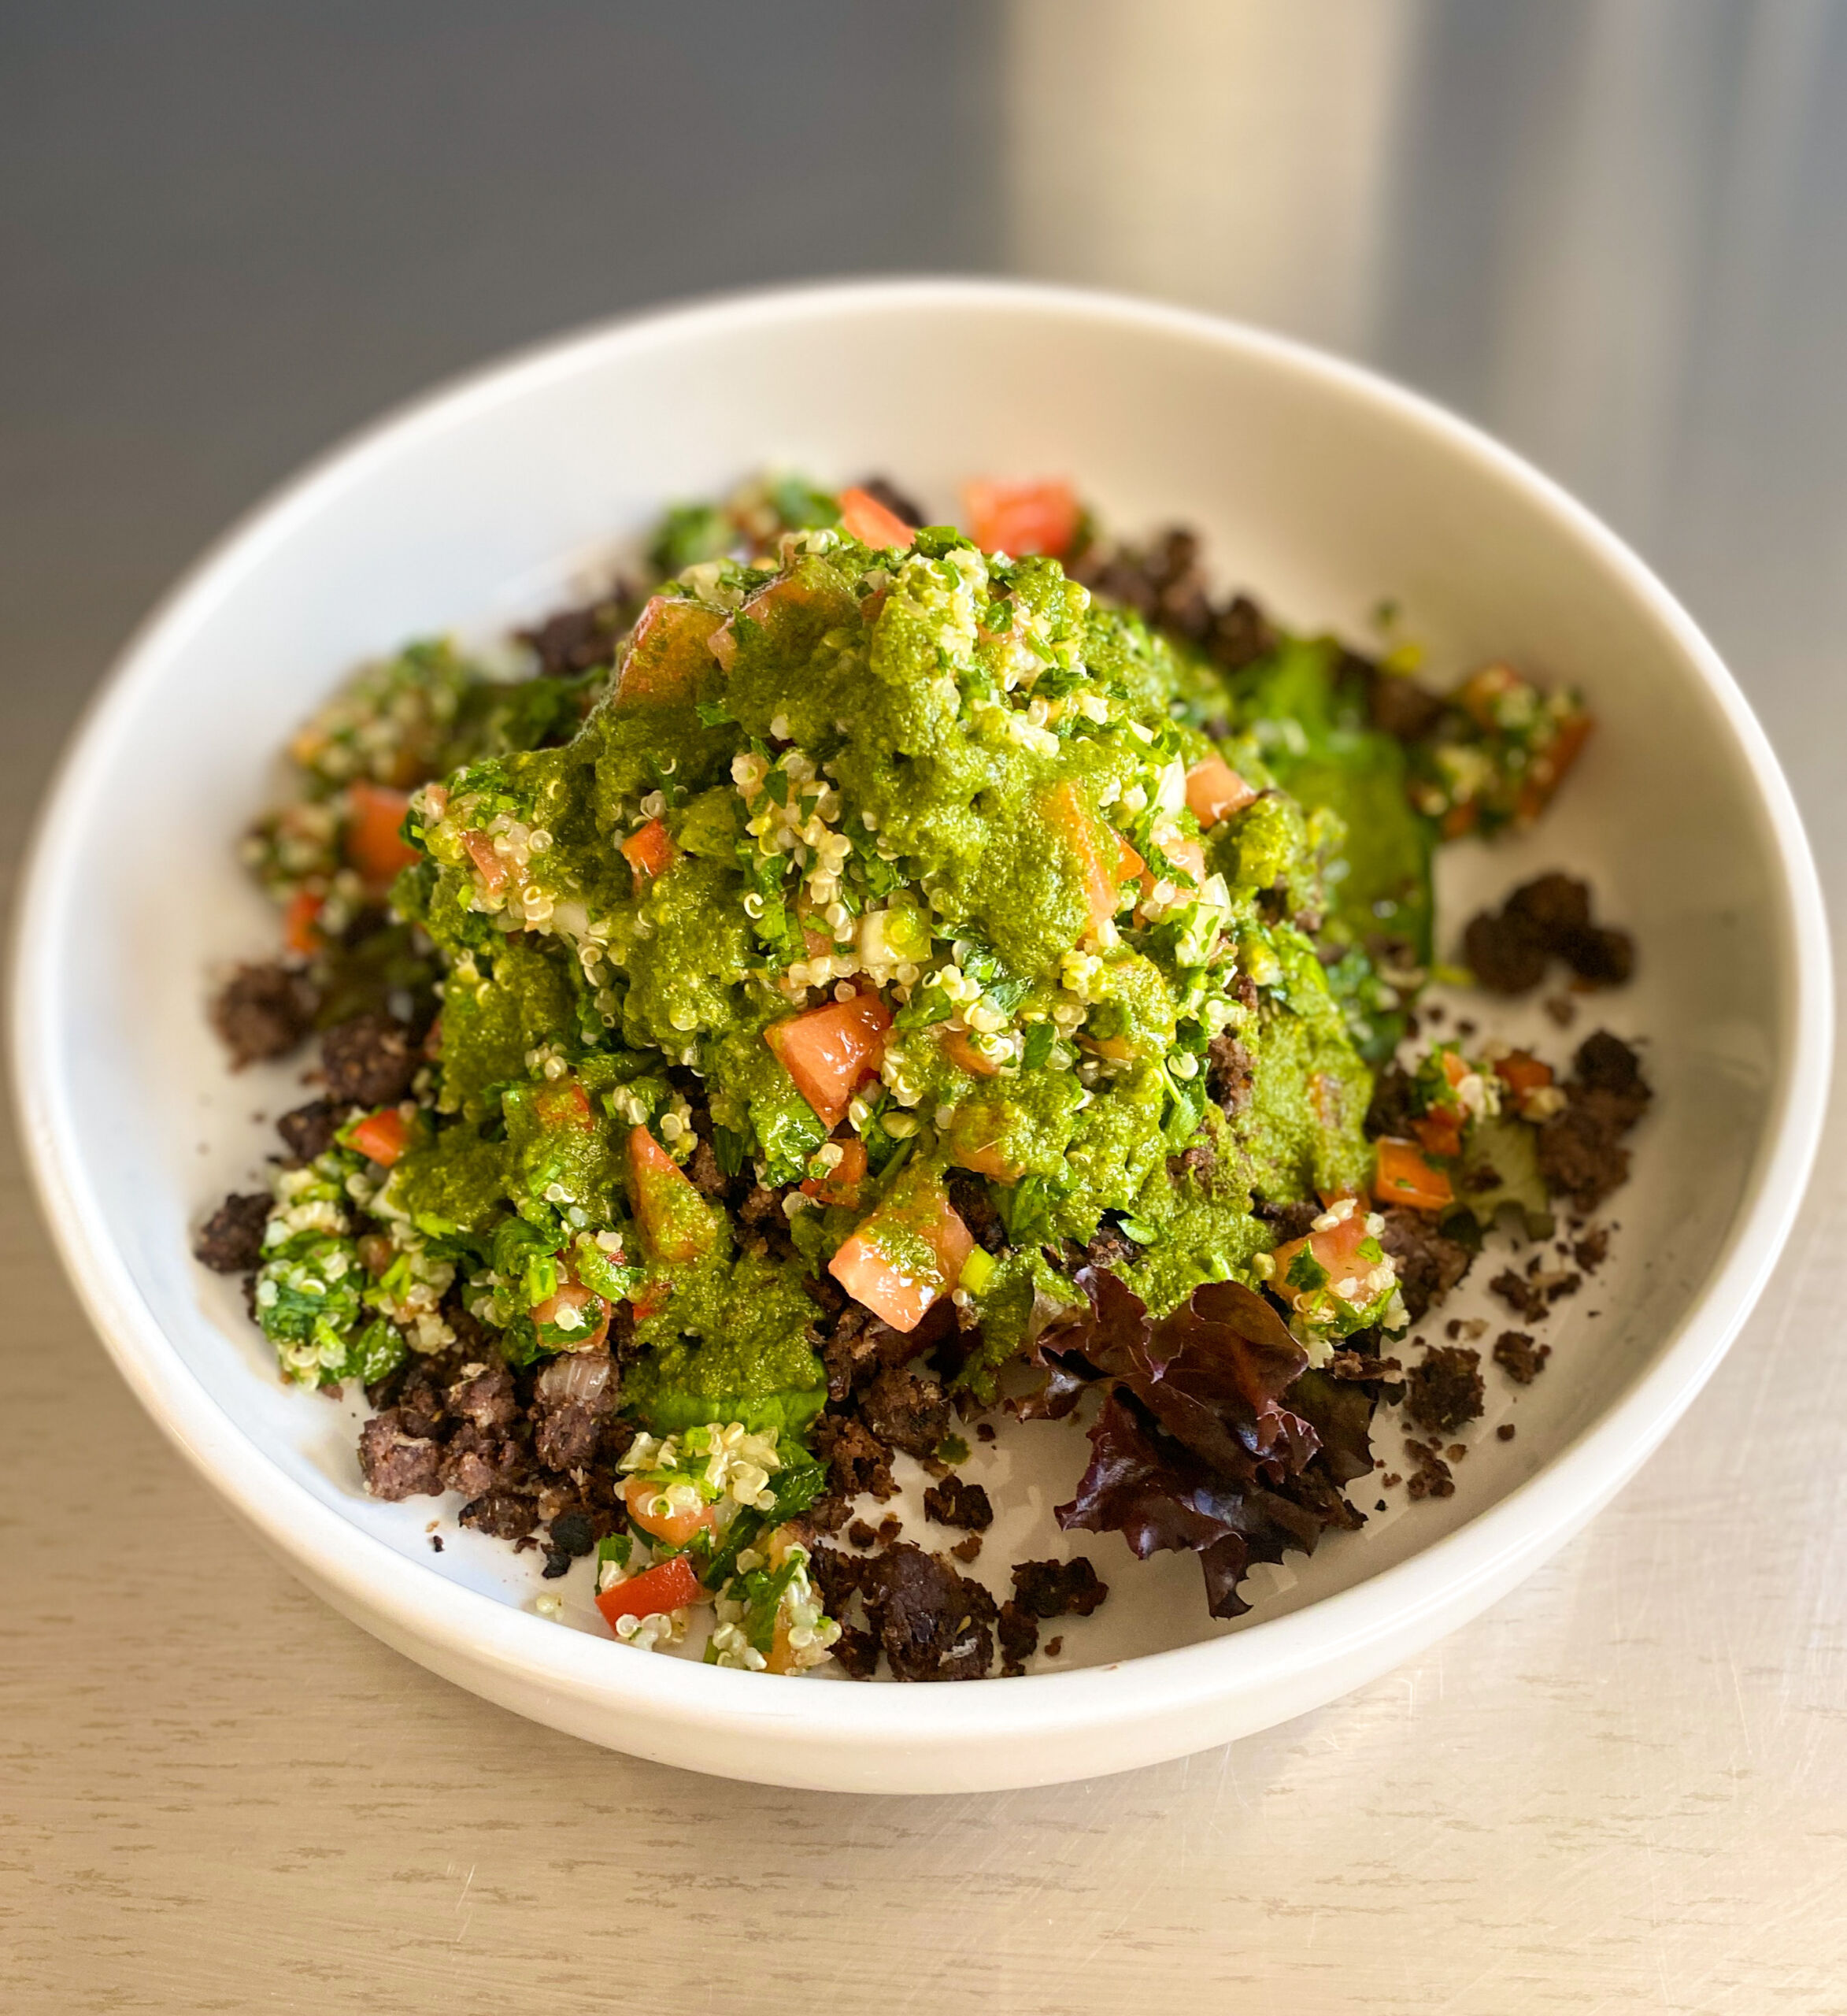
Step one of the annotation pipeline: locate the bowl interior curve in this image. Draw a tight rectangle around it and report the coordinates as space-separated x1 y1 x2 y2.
13 281 1827 1789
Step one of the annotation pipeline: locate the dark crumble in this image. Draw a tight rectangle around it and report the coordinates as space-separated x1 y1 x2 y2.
1364 1061 1419 1139
812 1412 899 1508
518 591 635 678
319 1011 419 1108
863 1544 995 1683
350 1335 631 1569
1328 1349 1403 1382
831 1629 880 1681
1464 873 1634 996
924 1476 994 1532
1378 1209 1471 1325
994 1557 1109 1675
276 1097 342 1162
1536 1032 1653 1213
856 474 925 526
1012 1557 1109 1621
998 1601 1039 1677
1044 1636 1064 1658
846 1518 878 1550
192 1191 272 1273
542 1510 596 1580
1493 1330 1553 1384
1205 1032 1256 1116
210 962 318 1069
1404 1439 1456 1502
1491 1269 1549 1323
861 1365 952 1462
1405 1347 1485 1434
1572 1225 1610 1273
1068 528 1278 673
950 1533 983 1564
1497 1424 1517 1442
1253 1197 1320 1244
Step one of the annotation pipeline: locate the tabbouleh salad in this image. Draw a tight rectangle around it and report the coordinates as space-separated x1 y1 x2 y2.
196 472 1649 1681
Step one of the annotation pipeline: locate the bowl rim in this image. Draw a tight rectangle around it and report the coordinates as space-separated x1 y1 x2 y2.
12 273 1833 1762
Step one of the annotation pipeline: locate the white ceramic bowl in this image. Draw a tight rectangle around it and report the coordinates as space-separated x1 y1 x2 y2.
13 280 1830 1793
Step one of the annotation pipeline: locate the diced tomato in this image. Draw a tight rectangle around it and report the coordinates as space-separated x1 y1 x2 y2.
350 1107 411 1168
765 994 892 1130
622 1477 720 1550
461 828 509 893
1374 1139 1454 1214
615 595 725 706
1494 1051 1553 1098
709 569 861 673
1413 1110 1464 1159
1184 757 1257 829
531 1080 595 1132
828 1167 973 1333
939 1027 999 1078
531 1279 611 1351
594 1552 705 1629
838 484 915 549
422 1016 444 1060
1043 780 1140 940
621 817 676 885
1411 1053 1470 1153
283 888 325 958
346 782 419 891
1272 1203 1382 1316
964 478 1080 559
801 1136 868 1208
1516 713 1593 824
627 1126 719 1265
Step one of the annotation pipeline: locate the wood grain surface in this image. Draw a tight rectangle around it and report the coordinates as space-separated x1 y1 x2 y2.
9 6 1847 2008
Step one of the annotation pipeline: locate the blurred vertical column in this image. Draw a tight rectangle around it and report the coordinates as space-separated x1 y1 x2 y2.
1001 0 1425 355
1001 0 1847 860
1375 0 1847 862
1379 0 1742 559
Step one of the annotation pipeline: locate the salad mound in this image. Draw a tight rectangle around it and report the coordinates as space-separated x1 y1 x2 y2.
196 472 1646 1680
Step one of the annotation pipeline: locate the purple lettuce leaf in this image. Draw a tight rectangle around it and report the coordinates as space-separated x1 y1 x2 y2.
1024 1268 1375 1618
